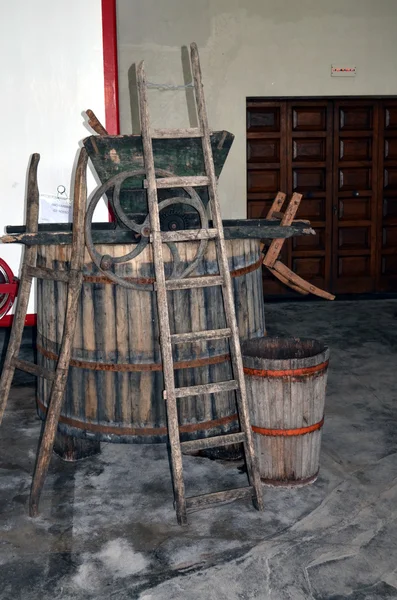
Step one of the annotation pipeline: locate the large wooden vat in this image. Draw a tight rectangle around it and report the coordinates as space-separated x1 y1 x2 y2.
37 238 265 444
242 337 329 486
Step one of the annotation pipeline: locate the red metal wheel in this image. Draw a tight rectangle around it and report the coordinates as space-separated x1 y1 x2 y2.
0 258 18 320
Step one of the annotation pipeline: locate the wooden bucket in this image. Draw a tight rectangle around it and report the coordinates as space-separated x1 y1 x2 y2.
242 337 329 486
36 238 265 445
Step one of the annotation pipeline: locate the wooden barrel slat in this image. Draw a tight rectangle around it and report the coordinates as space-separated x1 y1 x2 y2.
36 238 265 444
243 337 329 486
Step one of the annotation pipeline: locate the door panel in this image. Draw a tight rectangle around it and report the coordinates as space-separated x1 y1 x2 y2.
288 101 333 293
338 256 371 282
382 255 397 276
247 170 280 193
293 139 326 161
332 101 379 293
296 198 326 221
382 225 397 247
384 167 397 189
385 138 397 159
339 168 372 191
247 139 280 163
385 106 397 130
377 101 397 291
247 106 280 132
292 229 326 251
292 107 327 131
338 226 370 250
247 101 288 295
338 198 372 221
292 257 325 279
339 106 373 130
340 138 372 161
293 168 327 192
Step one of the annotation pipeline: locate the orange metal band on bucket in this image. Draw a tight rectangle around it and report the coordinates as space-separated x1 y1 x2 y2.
252 417 324 437
243 360 328 379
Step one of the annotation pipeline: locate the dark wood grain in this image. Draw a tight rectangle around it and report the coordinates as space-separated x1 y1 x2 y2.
3 219 314 245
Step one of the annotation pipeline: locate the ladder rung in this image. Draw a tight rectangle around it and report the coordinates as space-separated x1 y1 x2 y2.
153 228 218 243
12 358 55 380
181 432 246 452
174 380 238 398
163 275 224 291
151 128 203 139
27 265 70 282
144 176 210 189
186 486 254 510
171 328 231 344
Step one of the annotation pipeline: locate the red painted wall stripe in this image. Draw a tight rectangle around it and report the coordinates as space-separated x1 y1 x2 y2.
101 0 120 222
101 0 120 136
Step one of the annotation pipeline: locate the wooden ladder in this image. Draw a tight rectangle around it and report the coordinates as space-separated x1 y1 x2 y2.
136 43 264 524
0 149 88 516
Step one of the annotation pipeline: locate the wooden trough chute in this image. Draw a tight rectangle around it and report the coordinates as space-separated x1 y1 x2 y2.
262 192 335 300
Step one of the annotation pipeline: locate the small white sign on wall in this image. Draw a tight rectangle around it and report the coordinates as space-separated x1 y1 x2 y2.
331 65 357 77
39 188 72 223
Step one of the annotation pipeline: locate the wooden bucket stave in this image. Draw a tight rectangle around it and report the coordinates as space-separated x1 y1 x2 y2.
37 238 265 444
242 337 329 485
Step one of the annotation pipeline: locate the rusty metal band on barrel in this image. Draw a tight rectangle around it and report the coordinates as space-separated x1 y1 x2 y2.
252 417 324 437
243 360 329 379
36 396 238 436
82 256 263 285
36 343 230 372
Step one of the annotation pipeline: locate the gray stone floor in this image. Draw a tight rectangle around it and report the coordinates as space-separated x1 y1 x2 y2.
1 299 397 600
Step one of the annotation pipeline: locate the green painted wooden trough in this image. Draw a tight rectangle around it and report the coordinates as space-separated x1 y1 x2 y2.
83 131 234 223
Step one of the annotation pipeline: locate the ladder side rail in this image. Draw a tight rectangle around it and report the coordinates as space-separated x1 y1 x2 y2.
136 60 187 525
190 43 264 511
29 148 88 516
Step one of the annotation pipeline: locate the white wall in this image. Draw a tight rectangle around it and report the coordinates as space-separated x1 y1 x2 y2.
0 0 106 314
117 0 397 218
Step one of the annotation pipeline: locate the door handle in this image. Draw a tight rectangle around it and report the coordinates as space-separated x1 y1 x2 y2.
353 190 360 197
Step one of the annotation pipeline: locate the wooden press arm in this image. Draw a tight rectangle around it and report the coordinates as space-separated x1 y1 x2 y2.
85 109 108 135
262 191 335 300
263 193 303 268
267 260 335 300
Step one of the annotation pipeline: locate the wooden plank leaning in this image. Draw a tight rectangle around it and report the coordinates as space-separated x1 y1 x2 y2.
29 148 88 516
0 154 40 427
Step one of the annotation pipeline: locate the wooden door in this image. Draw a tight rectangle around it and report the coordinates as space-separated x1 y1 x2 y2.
332 101 379 294
246 100 288 295
377 100 397 291
246 99 333 296
287 101 333 293
247 97 396 297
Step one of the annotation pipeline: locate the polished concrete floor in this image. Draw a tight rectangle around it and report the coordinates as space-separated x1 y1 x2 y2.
1 299 397 600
